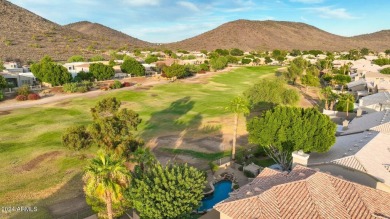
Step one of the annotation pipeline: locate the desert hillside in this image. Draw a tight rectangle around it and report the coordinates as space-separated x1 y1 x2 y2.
166 20 390 52
0 0 148 62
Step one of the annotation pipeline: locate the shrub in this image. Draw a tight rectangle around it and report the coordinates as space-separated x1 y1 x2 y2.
238 166 243 171
17 85 31 96
77 86 88 93
27 93 40 100
110 80 122 89
244 170 255 178
208 162 219 173
63 83 78 93
233 184 239 190
380 67 390 75
122 82 131 87
16 95 27 101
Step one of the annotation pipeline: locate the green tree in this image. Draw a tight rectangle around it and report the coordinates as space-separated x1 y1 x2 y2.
67 55 85 62
84 152 131 219
332 74 351 92
301 74 320 92
88 97 143 157
290 49 301 57
337 93 355 117
210 56 228 71
0 75 7 89
264 56 272 64
121 58 145 76
145 55 158 64
284 63 301 85
215 49 229 56
360 48 369 56
230 48 244 56
163 63 188 78
321 86 333 110
130 147 156 172
385 49 390 56
74 71 94 82
31 56 72 86
226 97 250 160
247 106 336 170
380 67 390 75
89 63 115 81
374 58 390 66
0 60 5 71
127 162 206 219
89 55 105 62
62 125 91 151
244 78 299 109
241 58 251 64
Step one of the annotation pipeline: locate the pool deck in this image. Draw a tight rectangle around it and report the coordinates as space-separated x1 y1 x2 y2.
207 163 252 188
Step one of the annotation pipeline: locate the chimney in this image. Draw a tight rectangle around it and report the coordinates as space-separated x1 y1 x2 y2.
356 108 363 117
342 120 349 130
292 150 310 168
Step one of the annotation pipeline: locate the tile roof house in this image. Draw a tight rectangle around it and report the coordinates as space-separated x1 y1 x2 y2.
200 166 390 219
359 91 390 112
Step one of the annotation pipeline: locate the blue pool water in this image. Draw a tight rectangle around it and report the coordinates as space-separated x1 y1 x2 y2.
198 180 232 211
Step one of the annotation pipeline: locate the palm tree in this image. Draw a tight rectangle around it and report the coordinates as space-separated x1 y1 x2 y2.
321 86 333 110
130 147 156 172
226 96 250 160
84 152 130 219
339 93 355 117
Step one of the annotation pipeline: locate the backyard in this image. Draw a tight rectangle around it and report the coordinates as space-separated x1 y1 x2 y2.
0 66 282 218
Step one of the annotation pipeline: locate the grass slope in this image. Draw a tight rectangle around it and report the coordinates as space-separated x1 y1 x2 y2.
0 66 277 217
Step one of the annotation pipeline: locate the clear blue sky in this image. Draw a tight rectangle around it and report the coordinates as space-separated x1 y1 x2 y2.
8 0 390 43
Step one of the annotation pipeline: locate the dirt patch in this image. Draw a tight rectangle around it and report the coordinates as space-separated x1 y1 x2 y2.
19 151 62 171
48 194 90 218
134 85 153 91
54 100 72 107
0 110 11 116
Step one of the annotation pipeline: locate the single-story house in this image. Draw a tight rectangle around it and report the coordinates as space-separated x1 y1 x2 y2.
359 91 390 112
200 165 390 219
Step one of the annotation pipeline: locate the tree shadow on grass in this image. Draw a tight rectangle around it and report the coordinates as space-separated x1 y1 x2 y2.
10 173 93 219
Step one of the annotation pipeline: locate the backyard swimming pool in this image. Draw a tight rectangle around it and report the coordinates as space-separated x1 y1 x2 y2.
198 180 232 211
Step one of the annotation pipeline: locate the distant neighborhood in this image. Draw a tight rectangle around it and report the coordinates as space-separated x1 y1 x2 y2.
2 47 390 218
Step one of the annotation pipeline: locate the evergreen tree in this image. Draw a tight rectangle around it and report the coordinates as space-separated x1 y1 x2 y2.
127 162 206 219
247 106 336 170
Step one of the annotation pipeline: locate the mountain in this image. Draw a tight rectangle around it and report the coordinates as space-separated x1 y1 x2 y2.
64 21 150 48
165 20 390 52
0 0 149 62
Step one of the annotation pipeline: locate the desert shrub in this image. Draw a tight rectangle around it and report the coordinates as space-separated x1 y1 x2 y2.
244 170 255 178
122 82 131 87
241 58 251 64
27 93 41 100
233 184 239 190
208 162 219 173
77 86 88 93
238 166 243 171
16 95 27 101
17 85 31 96
380 67 390 75
74 71 94 82
110 80 122 89
63 83 78 93
0 92 3 101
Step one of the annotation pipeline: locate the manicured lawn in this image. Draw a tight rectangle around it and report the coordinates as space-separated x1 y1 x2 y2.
0 66 278 217
159 148 231 161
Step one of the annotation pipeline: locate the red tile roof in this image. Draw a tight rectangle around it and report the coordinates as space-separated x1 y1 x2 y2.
214 166 390 219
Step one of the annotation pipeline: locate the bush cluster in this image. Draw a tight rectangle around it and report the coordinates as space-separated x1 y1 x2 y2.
27 93 41 100
16 95 27 101
109 80 122 89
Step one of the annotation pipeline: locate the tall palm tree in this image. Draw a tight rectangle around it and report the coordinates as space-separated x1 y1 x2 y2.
84 152 130 219
226 96 250 160
340 93 355 117
321 86 333 110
